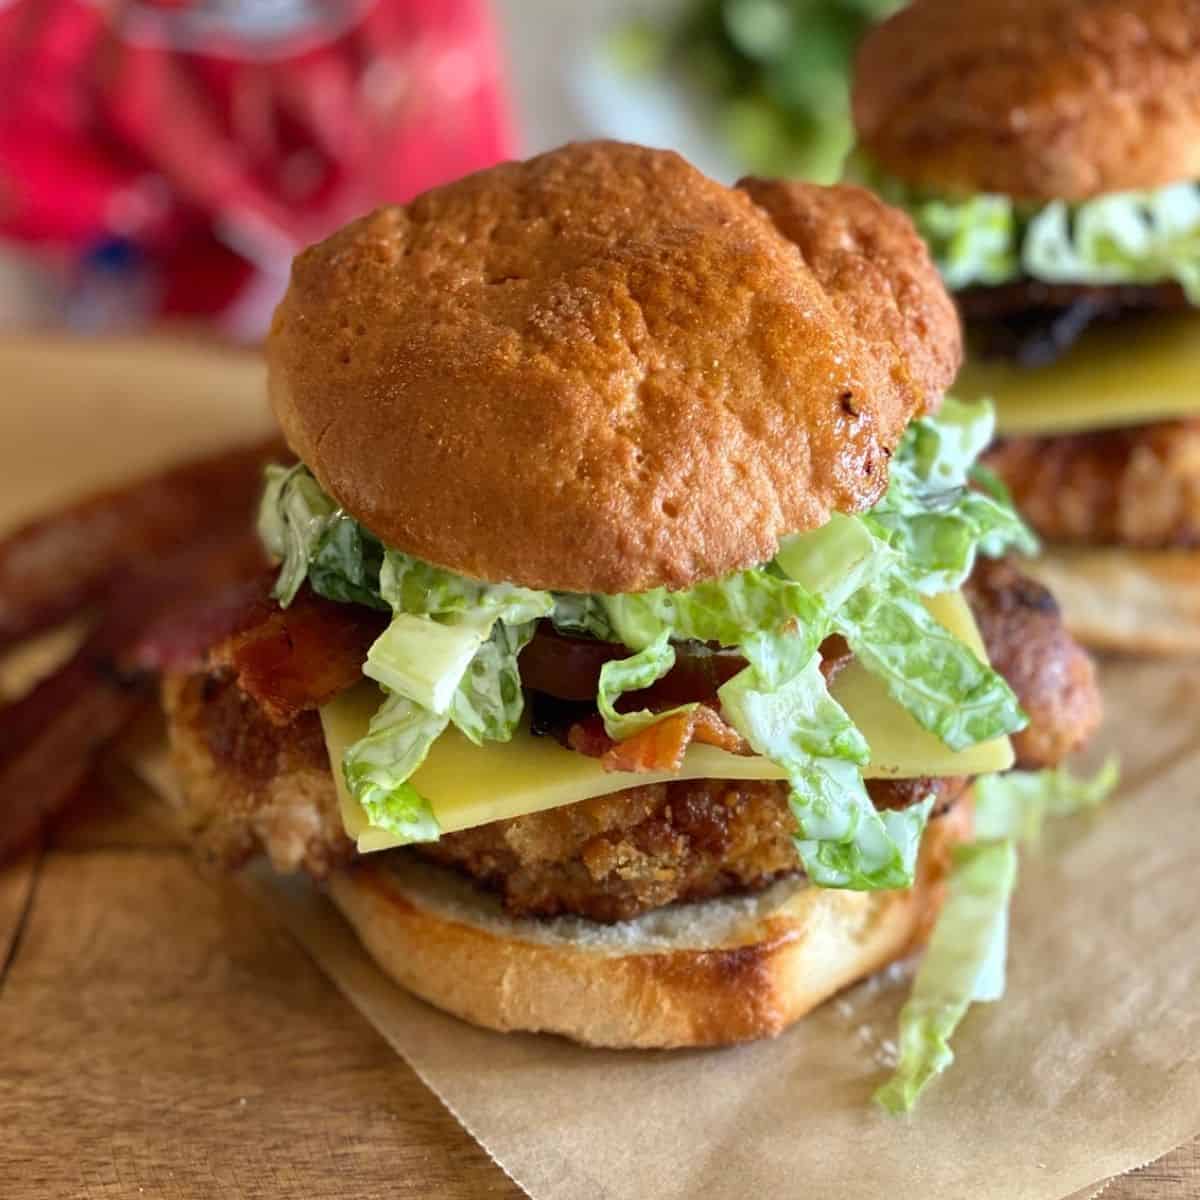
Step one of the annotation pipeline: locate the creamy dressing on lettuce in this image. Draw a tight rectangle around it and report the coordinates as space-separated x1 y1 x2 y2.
847 152 1200 300
258 397 1035 893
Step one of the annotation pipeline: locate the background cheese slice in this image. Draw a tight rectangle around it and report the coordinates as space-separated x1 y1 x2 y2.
322 592 1015 852
954 311 1200 437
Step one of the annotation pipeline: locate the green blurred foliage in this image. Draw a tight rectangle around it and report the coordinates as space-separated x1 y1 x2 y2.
617 0 903 182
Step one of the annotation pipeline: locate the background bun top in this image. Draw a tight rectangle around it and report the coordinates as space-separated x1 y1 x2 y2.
854 0 1200 202
269 141 958 594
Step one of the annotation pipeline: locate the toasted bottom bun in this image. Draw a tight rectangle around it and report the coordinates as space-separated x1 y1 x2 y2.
329 797 971 1049
1021 546 1200 655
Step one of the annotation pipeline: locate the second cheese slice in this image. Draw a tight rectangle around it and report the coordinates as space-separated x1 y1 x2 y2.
955 311 1200 437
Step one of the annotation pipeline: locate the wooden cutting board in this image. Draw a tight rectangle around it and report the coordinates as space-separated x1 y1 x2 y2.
0 336 1195 1199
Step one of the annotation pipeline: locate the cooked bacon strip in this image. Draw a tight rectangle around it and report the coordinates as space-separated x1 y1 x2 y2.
0 436 287 653
129 575 279 674
599 715 693 773
0 530 266 865
211 588 387 724
134 576 386 722
562 705 749 774
564 713 611 759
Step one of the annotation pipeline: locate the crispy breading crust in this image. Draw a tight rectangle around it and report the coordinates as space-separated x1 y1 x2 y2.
162 670 353 876
983 421 1200 550
963 557 1101 765
854 0 1200 201
417 775 967 923
269 141 959 593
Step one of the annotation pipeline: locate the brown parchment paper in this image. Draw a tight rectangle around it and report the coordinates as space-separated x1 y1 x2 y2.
235 657 1200 1200
9 335 1197 1200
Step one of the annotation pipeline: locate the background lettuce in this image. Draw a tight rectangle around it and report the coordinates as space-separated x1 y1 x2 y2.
850 153 1200 301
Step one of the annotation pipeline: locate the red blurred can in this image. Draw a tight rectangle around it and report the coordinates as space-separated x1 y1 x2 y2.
0 0 514 335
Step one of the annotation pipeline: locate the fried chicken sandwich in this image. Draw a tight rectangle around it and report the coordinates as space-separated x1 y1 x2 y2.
852 0 1200 652
162 142 1100 1073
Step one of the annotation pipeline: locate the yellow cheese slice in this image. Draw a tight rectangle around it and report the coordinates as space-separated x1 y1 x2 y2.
322 592 1014 853
954 310 1200 437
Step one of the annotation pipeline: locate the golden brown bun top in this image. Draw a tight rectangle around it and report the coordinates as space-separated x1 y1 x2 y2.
854 0 1200 202
268 141 959 593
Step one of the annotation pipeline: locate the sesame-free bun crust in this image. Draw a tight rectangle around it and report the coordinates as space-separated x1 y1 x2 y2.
269 141 959 593
854 0 1200 202
1022 546 1200 655
328 799 969 1049
740 178 961 412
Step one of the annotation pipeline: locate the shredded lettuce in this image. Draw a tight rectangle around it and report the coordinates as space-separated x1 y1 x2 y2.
450 621 537 746
1023 184 1200 301
597 571 825 653
874 839 1019 1115
849 153 1200 302
869 397 1038 594
837 581 1024 751
911 194 1018 291
364 611 496 716
341 693 445 843
257 463 339 606
720 646 932 889
596 633 690 741
258 398 1034 884
380 550 554 624
775 400 1031 753
975 758 1119 844
875 758 1118 1113
774 512 891 611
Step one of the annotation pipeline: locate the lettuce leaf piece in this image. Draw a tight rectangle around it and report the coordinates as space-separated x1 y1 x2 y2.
849 152 1200 300
836 580 1027 751
874 839 1019 1115
450 621 537 746
380 550 553 624
896 393 996 488
258 463 338 606
875 759 1117 1113
596 632 687 741
342 692 445 842
349 619 542 827
919 194 1019 290
363 611 495 716
871 397 1038 594
719 646 929 890
769 413 1031 756
596 569 825 652
308 513 389 610
550 592 616 641
728 638 868 763
975 758 1119 844
774 512 892 613
845 154 1019 289
1023 184 1200 303
364 551 553 732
